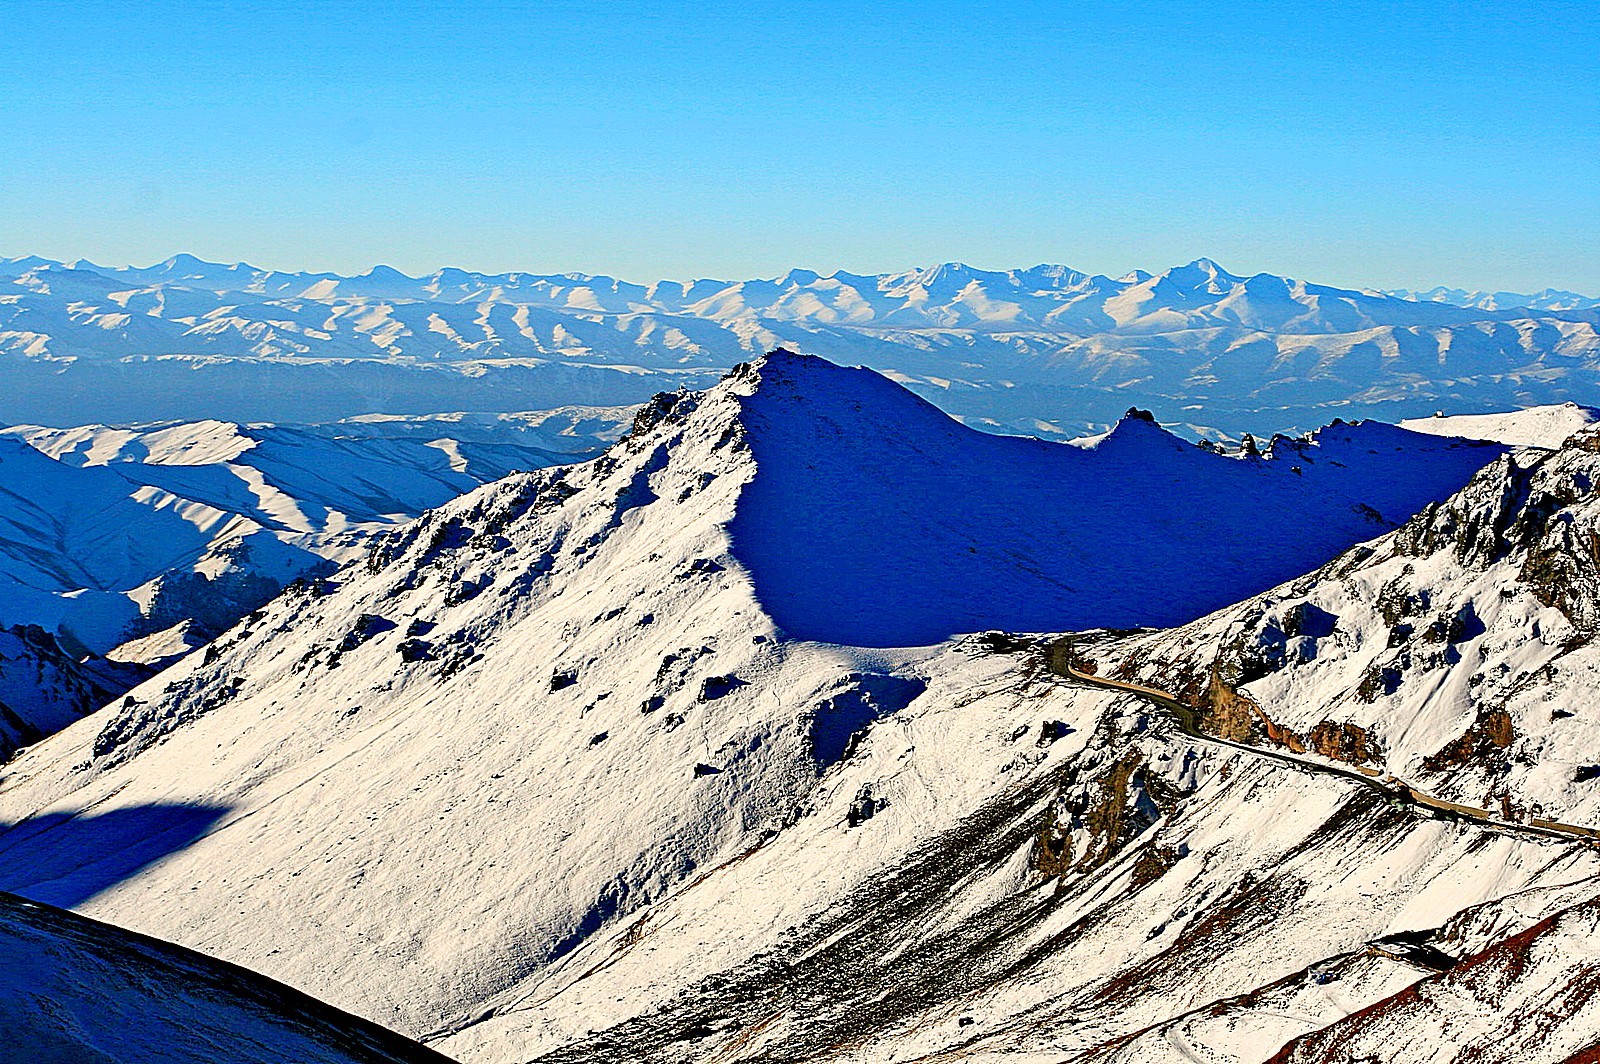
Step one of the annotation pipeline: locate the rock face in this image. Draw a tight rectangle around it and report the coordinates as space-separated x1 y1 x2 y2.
1267 896 1600 1064
0 624 150 761
0 352 1592 1063
1124 426 1600 830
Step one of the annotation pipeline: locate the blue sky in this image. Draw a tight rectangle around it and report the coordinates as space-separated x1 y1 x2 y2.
2 1 1597 291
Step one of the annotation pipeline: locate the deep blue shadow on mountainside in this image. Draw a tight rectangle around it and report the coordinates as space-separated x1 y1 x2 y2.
727 352 1505 648
0 804 231 908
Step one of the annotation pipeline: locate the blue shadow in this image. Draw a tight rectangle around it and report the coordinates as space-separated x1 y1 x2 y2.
0 804 231 909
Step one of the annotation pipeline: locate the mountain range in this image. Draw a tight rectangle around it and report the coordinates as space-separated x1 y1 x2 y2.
3 352 1596 1062
4 254 1598 438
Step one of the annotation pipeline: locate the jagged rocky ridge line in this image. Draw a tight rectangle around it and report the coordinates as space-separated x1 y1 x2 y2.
0 409 632 755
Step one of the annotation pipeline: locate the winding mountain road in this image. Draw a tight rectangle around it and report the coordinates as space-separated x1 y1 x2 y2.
1046 642 1600 848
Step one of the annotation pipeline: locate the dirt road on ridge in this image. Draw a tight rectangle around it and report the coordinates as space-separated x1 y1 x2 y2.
1044 640 1600 848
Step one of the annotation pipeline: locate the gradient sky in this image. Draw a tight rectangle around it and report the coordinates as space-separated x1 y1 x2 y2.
3 1 1597 292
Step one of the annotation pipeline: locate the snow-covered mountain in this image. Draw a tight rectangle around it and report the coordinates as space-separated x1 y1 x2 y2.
0 891 453 1063
1055 418 1600 1061
0 624 147 761
1391 284 1600 313
0 351 1567 1064
4 253 1598 438
0 408 630 756
1113 417 1600 862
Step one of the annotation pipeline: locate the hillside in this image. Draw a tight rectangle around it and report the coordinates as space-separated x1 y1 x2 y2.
1114 424 1600 832
0 409 628 755
1268 894 1600 1063
0 352 1551 1064
1399 401 1600 449
0 891 454 1063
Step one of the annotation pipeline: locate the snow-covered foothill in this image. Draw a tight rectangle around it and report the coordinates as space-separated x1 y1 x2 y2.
0 409 630 749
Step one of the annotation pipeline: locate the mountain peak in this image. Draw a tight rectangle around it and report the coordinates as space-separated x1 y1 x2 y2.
711 350 1500 644
1170 257 1241 285
358 264 414 281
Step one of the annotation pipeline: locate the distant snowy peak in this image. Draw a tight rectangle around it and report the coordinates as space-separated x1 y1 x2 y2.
1399 402 1600 449
9 253 1590 333
7 251 1600 436
1391 284 1600 313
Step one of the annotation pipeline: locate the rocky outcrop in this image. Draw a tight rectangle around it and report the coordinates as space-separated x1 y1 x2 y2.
1422 708 1516 772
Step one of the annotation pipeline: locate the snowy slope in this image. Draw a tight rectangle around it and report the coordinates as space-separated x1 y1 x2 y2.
0 409 628 751
1399 401 1600 448
4 254 1598 437
1114 426 1600 832
0 352 1553 1064
1268 894 1600 1064
0 891 454 1063
728 356 1502 644
0 410 629 650
0 625 148 760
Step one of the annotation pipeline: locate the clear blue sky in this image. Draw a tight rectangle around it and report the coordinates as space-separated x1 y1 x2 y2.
3 1 1597 292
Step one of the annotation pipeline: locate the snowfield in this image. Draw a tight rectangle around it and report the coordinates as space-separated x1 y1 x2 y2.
2 352 1595 1062
1399 401 1600 449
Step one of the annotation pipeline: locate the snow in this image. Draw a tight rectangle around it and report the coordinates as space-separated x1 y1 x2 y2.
0 409 631 752
727 353 1501 645
1120 430 1600 831
1399 402 1600 449
5 254 1599 440
0 352 1585 1063
0 410 630 651
1270 896 1600 1063
0 892 451 1063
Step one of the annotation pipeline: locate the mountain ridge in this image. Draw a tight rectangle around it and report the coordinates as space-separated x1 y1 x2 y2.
0 350 1547 1064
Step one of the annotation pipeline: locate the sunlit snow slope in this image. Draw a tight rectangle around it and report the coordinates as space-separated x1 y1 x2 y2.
0 409 629 754
0 410 629 655
0 352 1536 1064
1399 401 1600 449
